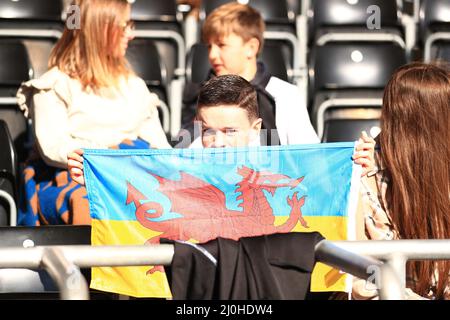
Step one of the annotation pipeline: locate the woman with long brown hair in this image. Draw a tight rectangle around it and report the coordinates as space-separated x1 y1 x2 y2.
16 0 171 226
355 62 450 299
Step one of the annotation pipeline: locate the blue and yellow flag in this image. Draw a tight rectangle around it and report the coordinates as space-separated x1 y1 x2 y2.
83 143 360 297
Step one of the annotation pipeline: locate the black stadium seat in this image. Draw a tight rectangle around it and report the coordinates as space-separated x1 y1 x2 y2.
434 41 450 62
311 0 401 33
305 0 411 142
0 39 32 163
0 225 116 299
312 43 406 92
0 225 114 299
0 0 63 21
186 42 290 84
322 118 381 143
203 0 294 28
307 0 412 59
0 0 64 77
0 0 64 37
130 0 185 139
0 120 17 226
126 39 171 135
0 225 91 247
309 41 406 141
131 0 184 84
420 0 450 63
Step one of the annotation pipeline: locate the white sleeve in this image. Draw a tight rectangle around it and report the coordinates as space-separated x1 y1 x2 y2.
286 89 320 145
33 90 107 168
267 78 319 145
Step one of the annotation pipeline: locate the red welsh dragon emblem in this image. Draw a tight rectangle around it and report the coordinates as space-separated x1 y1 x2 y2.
126 166 308 273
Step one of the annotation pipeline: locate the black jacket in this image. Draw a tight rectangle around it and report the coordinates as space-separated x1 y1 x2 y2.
163 232 324 300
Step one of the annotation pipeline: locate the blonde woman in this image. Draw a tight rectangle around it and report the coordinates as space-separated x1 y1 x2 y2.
17 0 171 226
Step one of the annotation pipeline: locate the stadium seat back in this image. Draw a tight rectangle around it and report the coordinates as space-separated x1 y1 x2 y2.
0 120 16 187
312 0 400 30
187 42 291 84
246 0 291 24
0 0 63 21
311 42 406 94
419 0 450 35
126 39 167 88
126 39 170 134
0 40 32 86
202 0 291 23
131 0 179 22
186 43 209 84
0 225 116 299
0 225 113 299
0 40 32 163
419 0 450 63
0 225 90 246
434 41 450 62
0 120 17 226
322 117 380 143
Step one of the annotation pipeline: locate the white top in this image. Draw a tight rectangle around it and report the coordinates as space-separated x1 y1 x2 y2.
265 77 319 145
17 67 171 168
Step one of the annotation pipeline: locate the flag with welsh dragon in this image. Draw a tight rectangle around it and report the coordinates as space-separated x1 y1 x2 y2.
83 143 360 297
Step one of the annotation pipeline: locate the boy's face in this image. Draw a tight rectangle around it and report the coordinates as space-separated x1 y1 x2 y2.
207 33 258 79
198 105 262 148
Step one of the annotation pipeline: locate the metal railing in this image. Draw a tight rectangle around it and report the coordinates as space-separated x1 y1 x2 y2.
0 239 389 300
1 239 449 300
333 239 450 299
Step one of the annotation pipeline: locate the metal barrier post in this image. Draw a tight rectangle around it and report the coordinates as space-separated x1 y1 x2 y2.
41 247 89 300
379 261 404 300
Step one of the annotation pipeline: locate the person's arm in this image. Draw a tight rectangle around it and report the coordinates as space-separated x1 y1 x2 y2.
33 89 105 168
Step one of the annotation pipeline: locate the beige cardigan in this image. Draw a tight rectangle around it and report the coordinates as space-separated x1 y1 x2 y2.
17 68 171 168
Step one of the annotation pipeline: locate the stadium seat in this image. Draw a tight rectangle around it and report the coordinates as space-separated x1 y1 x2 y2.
0 225 114 299
186 42 291 84
420 0 450 62
0 0 64 77
202 0 294 26
309 41 406 140
433 40 450 62
308 0 414 59
0 0 64 38
0 40 33 163
126 39 171 134
0 120 17 226
131 0 186 139
322 116 381 143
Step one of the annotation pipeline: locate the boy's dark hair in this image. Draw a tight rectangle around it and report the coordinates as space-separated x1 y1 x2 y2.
197 75 259 121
